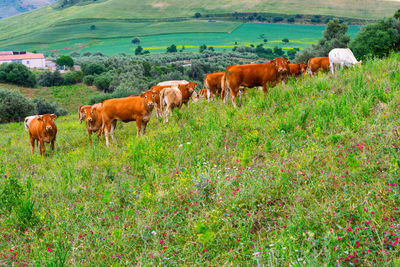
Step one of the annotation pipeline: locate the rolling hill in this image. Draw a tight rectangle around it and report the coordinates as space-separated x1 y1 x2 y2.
0 0 56 18
1 54 400 265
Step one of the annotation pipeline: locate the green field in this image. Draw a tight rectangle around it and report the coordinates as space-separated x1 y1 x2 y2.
0 0 397 52
1 54 400 265
1 23 361 55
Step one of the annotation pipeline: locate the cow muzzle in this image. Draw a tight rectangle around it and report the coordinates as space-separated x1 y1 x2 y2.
87 118 93 123
46 126 52 131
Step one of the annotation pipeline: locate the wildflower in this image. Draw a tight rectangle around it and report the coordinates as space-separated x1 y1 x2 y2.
160 240 164 244
115 215 118 220
246 213 251 217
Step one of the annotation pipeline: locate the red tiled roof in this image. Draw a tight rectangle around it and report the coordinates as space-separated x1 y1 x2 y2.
0 52 45 61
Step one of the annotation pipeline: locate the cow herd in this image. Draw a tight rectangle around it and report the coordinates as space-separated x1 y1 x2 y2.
24 48 361 156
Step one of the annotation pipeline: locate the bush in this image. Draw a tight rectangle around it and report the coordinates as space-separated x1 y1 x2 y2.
0 63 36 87
63 71 83 85
0 88 37 123
83 75 95 86
94 74 112 92
349 18 400 60
33 97 68 116
82 63 106 75
273 17 284 22
55 55 74 68
37 70 64 87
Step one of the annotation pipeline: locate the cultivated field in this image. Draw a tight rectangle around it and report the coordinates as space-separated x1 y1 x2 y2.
1 54 400 265
1 23 361 55
0 0 397 51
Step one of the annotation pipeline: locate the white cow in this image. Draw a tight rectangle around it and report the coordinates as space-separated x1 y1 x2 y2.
24 115 38 131
329 48 362 73
157 80 189 86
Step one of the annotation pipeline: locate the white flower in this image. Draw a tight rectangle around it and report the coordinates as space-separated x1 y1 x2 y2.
151 231 157 235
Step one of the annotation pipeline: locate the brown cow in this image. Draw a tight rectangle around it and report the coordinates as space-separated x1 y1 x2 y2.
160 86 182 123
222 57 290 107
79 104 116 146
177 82 197 106
198 88 208 100
204 72 224 100
289 62 307 76
306 57 330 75
95 94 155 147
28 114 57 156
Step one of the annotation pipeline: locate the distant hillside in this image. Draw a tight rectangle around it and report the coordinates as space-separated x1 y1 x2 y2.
0 0 398 52
0 0 56 18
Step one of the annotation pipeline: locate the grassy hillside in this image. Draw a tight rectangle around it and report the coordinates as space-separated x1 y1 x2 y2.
1 54 400 265
0 0 397 51
0 0 55 19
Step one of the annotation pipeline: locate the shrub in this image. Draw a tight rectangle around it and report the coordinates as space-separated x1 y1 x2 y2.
0 88 37 123
33 98 68 116
93 74 112 92
37 70 64 87
82 63 106 75
0 63 36 87
63 71 83 85
273 16 284 22
55 55 74 68
83 75 95 86
349 18 400 60
166 44 177 53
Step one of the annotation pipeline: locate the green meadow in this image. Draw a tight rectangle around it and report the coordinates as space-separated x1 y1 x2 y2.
1 54 400 265
2 23 361 55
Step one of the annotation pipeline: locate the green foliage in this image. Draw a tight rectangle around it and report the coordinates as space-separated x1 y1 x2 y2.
0 88 36 123
349 17 400 59
93 74 112 92
63 71 83 85
55 55 74 68
0 63 36 87
395 9 400 20
199 44 207 53
33 97 68 116
282 38 289 43
287 48 300 60
37 70 64 87
82 62 106 75
194 12 202 18
0 176 24 213
83 74 95 86
166 44 178 53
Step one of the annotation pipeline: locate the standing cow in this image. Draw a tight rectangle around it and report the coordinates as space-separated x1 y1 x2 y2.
329 48 361 73
222 57 290 107
306 57 330 75
28 114 58 156
160 86 182 123
203 72 224 100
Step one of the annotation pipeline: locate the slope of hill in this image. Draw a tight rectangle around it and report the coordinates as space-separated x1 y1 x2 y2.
0 0 398 50
1 54 400 265
0 0 56 18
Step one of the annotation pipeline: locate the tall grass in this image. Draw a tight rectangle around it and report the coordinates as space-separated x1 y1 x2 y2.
1 54 400 265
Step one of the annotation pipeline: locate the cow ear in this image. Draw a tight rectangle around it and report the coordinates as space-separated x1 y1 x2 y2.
51 114 57 120
194 82 198 87
78 105 84 122
38 115 43 121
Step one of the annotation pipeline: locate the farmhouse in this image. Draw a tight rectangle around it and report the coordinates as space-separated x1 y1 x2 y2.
0 51 45 68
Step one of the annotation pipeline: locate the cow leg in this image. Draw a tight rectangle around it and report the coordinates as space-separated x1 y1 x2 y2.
88 129 93 146
230 90 238 108
110 120 117 143
51 140 55 151
136 119 142 137
104 121 111 147
141 120 148 135
39 139 45 156
330 62 334 74
262 83 268 94
30 137 35 154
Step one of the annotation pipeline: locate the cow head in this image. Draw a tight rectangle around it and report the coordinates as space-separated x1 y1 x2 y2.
356 60 362 66
79 105 92 123
299 62 307 74
272 57 290 74
38 114 57 132
140 90 156 109
186 82 198 95
89 103 102 123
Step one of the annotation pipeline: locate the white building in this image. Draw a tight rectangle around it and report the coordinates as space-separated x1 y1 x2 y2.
0 51 46 69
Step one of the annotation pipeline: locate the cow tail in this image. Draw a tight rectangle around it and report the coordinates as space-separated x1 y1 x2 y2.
24 119 29 131
160 89 166 112
204 77 210 100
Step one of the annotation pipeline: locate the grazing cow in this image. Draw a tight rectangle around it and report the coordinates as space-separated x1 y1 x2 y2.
306 57 330 75
28 114 57 156
198 88 208 100
160 86 182 122
289 62 307 77
203 72 224 100
95 94 155 147
329 48 362 73
222 57 290 107
78 104 116 146
177 82 198 106
149 85 170 117
157 80 189 86
24 115 38 131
